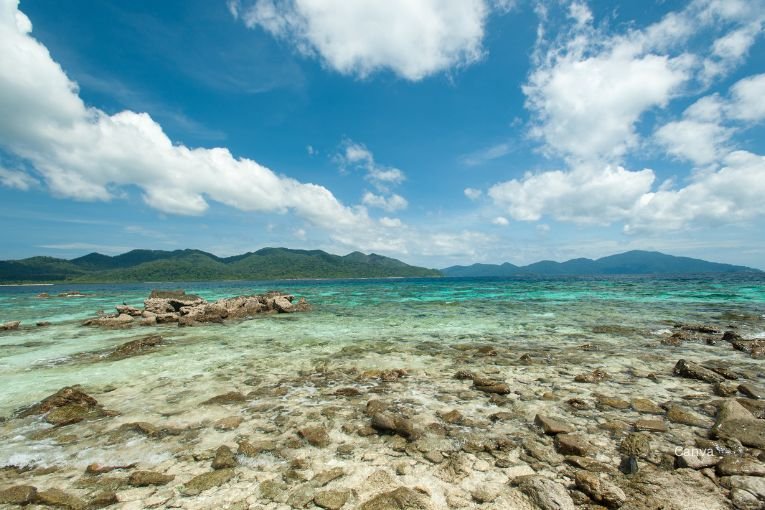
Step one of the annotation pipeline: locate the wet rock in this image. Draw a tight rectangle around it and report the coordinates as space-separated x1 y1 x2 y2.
738 383 764 399
596 394 630 409
371 412 417 440
453 370 475 380
237 439 277 457
732 339 765 358
88 491 118 508
665 405 712 428
212 445 238 469
574 368 609 383
0 320 21 331
620 456 639 475
359 487 434 510
213 415 243 430
18 386 98 417
716 456 765 476
515 475 575 510
555 433 591 456
314 489 350 510
83 314 134 328
738 398 765 419
36 321 51 327
472 377 510 394
713 381 739 397
299 426 331 447
624 467 729 509
673 359 724 383
437 409 463 424
631 398 663 415
702 362 740 380
106 335 162 360
45 404 105 426
115 304 142 316
567 397 591 410
0 485 37 505
116 421 182 439
534 414 574 435
712 400 765 448
471 486 499 504
729 476 765 509
36 488 86 509
634 419 667 432
620 433 651 458
181 468 235 496
334 387 361 397
85 463 136 475
424 451 444 464
312 467 345 487
574 470 626 508
201 391 246 405
128 470 174 487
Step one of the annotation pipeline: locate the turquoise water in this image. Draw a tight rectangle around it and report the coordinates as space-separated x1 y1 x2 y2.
1 274 764 417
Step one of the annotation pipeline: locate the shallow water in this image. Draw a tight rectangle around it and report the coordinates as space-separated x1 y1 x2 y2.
0 274 764 508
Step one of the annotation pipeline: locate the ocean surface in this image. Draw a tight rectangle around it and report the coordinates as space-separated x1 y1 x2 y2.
0 274 764 508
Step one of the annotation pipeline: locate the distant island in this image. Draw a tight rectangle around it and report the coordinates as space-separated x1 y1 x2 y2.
0 248 440 283
0 249 760 284
442 250 761 277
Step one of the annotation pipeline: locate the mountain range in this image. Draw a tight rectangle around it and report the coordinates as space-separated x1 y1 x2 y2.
0 248 440 283
0 249 759 284
441 250 760 277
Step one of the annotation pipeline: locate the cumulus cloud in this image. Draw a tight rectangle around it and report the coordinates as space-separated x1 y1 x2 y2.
491 216 509 226
464 188 482 200
727 73 765 122
362 192 408 212
232 0 495 80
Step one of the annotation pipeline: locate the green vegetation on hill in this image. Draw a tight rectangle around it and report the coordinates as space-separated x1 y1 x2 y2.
0 248 441 283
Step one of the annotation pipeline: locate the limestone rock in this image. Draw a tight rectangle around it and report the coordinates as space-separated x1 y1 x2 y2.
0 485 37 505
36 488 87 510
299 426 331 448
515 475 575 510
673 359 724 383
371 412 417 440
181 468 235 496
574 470 626 508
555 434 592 456
314 489 350 510
128 470 175 486
534 414 574 435
359 487 434 510
211 445 238 469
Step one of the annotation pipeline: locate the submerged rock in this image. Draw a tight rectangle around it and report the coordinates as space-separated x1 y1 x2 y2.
0 485 37 505
17 386 99 418
0 320 21 331
181 468 235 496
105 335 163 360
359 487 434 510
128 470 175 486
371 412 417 440
36 488 87 510
202 391 247 405
211 445 238 469
299 426 331 448
534 414 574 435
574 368 609 383
574 470 626 508
472 376 511 394
673 359 724 383
515 475 575 510
314 490 350 510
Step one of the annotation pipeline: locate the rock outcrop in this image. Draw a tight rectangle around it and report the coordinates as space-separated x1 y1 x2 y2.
84 289 310 328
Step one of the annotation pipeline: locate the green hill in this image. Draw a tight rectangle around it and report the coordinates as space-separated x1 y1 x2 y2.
0 248 440 283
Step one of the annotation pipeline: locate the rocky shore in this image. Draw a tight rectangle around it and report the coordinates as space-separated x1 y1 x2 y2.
0 314 764 509
83 290 310 328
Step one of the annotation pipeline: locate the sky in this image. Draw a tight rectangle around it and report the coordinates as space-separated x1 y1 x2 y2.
0 0 764 269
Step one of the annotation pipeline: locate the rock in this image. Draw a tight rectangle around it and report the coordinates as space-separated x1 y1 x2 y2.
0 485 37 505
115 304 142 316
574 470 626 508
359 487 434 510
665 405 712 428
299 426 331 448
738 398 765 419
631 398 663 414
624 468 729 510
314 489 350 510
272 296 294 313
713 381 739 397
738 383 765 399
723 330 742 342
673 359 724 383
437 409 463 424
371 412 417 440
45 403 105 426
596 395 630 409
471 486 499 503
534 414 574 435
0 320 21 331
714 399 755 426
88 491 118 508
36 488 87 509
472 377 511 394
128 470 175 486
515 475 575 510
729 476 765 509
212 445 238 469
555 433 591 456
714 419 765 448
567 398 591 410
237 439 277 457
312 468 345 486
181 468 235 496
716 456 765 476
106 335 162 360
634 419 667 432
17 386 99 418
36 321 51 327
620 456 639 475
85 463 136 475
201 391 246 405
214 416 243 430
83 314 134 328
732 339 765 358
574 368 609 383
620 433 651 458
423 451 444 464
334 387 361 397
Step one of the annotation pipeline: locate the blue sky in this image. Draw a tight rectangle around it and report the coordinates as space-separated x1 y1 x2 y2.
1 0 764 268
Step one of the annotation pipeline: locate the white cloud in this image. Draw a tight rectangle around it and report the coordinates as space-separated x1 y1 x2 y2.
464 187 482 200
461 141 512 166
727 73 765 122
293 228 307 240
337 140 406 191
0 1 376 238
491 216 509 226
489 164 655 224
362 192 407 212
234 0 494 80
0 167 37 190
379 217 402 228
